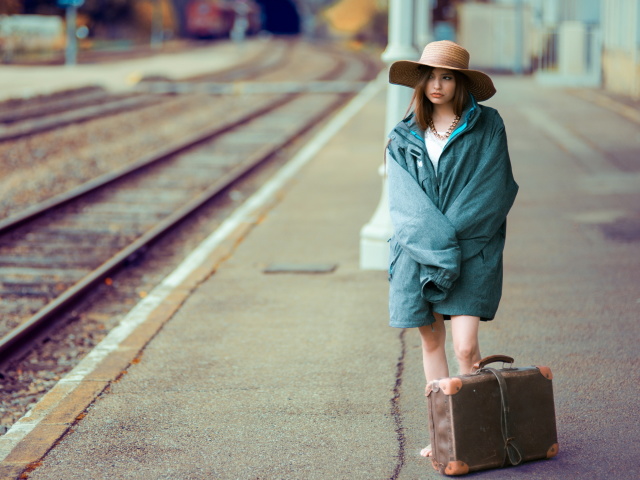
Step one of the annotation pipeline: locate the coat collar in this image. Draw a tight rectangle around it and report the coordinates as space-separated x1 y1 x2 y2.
391 95 482 151
449 94 480 142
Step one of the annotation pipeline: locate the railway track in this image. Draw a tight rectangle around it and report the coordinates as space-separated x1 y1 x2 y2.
0 40 380 372
0 38 291 142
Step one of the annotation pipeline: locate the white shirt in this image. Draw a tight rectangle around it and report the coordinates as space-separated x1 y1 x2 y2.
425 128 448 175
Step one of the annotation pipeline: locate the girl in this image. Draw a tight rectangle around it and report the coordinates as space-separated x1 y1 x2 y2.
385 41 519 457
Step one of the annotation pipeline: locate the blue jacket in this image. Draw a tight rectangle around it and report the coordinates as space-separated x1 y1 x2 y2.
387 98 518 327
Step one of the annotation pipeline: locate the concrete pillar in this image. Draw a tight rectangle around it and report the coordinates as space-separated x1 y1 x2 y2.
415 0 433 48
559 21 587 76
359 0 418 270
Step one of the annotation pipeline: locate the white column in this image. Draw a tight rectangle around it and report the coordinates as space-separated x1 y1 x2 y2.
360 0 418 270
415 0 433 48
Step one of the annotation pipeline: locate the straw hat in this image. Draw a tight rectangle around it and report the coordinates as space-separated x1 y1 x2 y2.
389 40 496 101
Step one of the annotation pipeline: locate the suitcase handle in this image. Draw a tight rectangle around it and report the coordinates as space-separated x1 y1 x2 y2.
472 355 514 371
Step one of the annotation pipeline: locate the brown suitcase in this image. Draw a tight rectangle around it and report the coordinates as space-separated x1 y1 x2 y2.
426 355 558 475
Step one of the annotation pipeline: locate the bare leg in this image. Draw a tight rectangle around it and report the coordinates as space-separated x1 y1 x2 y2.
419 315 481 457
450 315 481 375
418 313 448 457
418 313 449 382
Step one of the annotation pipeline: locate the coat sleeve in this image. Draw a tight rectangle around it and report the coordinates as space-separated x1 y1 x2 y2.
443 118 518 261
387 147 461 302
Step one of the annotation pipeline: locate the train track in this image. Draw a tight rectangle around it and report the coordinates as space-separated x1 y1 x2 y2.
0 38 291 142
0 40 380 370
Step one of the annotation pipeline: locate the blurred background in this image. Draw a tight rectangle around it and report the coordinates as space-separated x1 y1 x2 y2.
0 0 638 98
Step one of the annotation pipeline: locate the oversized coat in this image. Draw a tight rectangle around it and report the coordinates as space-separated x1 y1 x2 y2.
387 97 518 328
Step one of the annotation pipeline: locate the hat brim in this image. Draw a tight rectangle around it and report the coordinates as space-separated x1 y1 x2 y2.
389 60 496 102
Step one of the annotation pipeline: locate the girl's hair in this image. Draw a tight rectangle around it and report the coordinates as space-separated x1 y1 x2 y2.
410 66 470 130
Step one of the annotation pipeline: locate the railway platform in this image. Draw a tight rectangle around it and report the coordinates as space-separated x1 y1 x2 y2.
0 38 269 102
1 49 639 479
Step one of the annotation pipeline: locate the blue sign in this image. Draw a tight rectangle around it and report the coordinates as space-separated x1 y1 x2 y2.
58 0 85 7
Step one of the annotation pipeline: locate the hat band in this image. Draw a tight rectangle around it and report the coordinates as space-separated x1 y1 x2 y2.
420 53 468 70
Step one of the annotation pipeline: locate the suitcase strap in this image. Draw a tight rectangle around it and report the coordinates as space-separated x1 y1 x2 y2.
484 367 524 467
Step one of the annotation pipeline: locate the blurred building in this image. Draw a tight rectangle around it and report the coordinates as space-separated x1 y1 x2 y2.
1 0 639 99
529 0 602 86
530 0 638 98
450 0 639 99
321 0 389 45
601 0 640 98
457 0 532 73
322 0 378 35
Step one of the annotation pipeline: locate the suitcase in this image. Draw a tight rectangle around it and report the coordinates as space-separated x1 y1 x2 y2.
426 355 558 476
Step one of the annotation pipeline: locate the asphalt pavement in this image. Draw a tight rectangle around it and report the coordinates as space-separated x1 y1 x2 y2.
0 47 639 479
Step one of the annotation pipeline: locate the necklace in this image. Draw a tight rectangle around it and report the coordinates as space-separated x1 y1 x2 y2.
428 115 460 141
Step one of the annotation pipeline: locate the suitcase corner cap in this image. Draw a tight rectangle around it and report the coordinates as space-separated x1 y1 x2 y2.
445 461 470 475
536 365 553 380
439 377 463 395
547 443 559 458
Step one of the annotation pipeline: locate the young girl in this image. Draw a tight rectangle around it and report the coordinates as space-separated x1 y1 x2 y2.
385 41 519 457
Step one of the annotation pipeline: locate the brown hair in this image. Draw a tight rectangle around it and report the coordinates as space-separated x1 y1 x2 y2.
409 66 470 130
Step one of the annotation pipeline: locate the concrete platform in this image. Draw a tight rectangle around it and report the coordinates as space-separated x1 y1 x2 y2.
1 50 639 479
0 38 269 101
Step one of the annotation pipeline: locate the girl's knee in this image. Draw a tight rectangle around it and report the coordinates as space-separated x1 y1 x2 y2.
451 315 480 362
419 324 446 353
453 342 478 362
422 336 444 354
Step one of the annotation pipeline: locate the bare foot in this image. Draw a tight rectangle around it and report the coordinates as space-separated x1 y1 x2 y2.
420 444 432 457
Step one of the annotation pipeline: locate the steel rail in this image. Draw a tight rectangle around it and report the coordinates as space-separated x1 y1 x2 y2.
0 87 108 124
0 89 301 235
0 90 353 365
0 43 344 235
173 38 293 83
0 95 161 143
0 40 289 143
0 48 378 366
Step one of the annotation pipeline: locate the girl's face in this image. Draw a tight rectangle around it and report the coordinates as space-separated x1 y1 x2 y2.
424 68 457 105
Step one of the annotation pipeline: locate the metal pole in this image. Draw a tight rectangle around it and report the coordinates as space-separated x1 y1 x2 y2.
151 0 163 49
65 6 77 66
231 0 249 44
360 0 418 270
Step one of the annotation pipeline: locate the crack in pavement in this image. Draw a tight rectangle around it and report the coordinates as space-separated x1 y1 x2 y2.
389 328 407 480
